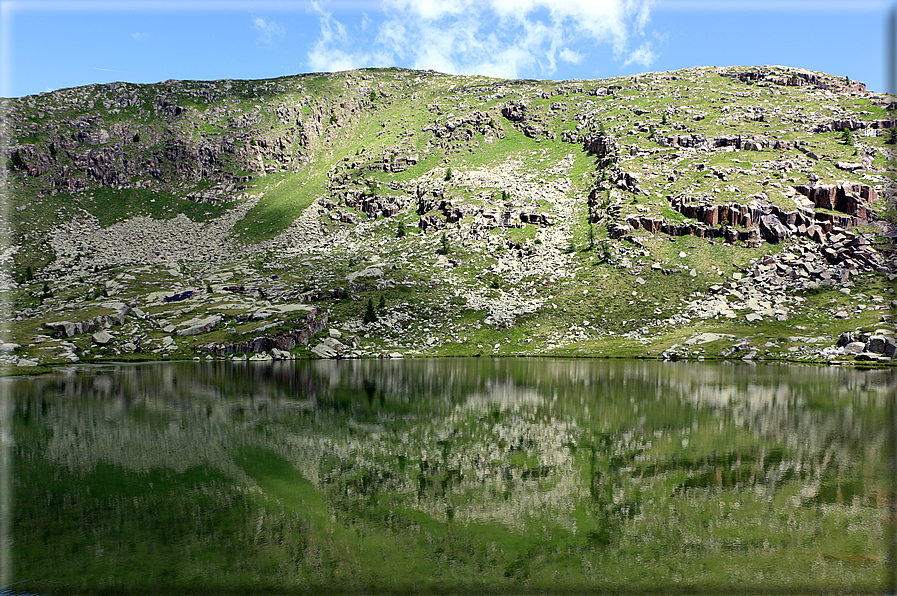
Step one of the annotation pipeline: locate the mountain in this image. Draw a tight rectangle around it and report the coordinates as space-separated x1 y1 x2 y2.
2 65 895 368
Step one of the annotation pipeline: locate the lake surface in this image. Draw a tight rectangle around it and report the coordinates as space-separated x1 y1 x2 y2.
4 359 894 594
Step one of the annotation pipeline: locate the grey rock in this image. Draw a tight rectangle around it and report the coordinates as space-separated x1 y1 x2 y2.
844 341 866 354
884 338 897 358
311 343 338 358
46 321 77 337
177 314 223 336
865 336 887 354
92 330 114 345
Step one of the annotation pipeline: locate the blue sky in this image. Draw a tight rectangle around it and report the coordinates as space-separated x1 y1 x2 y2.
1 0 893 98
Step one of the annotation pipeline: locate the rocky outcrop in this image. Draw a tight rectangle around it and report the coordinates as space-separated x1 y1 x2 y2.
660 134 795 152
46 305 129 338
177 314 223 336
424 110 500 142
582 134 618 158
793 183 877 223
501 101 526 123
3 76 376 196
811 118 894 133
498 101 555 141
196 308 326 356
720 67 867 94
614 217 760 245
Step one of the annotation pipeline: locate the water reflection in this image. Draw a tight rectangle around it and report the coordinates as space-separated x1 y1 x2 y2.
9 360 893 593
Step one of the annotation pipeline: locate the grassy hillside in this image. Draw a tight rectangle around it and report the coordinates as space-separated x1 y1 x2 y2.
2 65 895 369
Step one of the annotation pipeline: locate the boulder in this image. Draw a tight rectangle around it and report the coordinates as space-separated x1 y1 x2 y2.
759 214 789 243
865 336 887 354
844 341 866 354
92 330 114 345
311 343 338 358
885 338 897 358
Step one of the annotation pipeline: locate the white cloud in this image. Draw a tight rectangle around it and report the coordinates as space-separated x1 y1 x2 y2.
131 32 149 41
253 17 285 44
559 48 584 64
306 0 656 78
623 42 657 68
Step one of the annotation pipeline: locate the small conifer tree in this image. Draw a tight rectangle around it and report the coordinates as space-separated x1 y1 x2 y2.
378 294 386 310
396 221 406 237
363 297 378 324
436 231 450 255
842 128 854 146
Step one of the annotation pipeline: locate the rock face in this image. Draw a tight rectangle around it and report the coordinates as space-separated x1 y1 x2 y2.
793 183 877 224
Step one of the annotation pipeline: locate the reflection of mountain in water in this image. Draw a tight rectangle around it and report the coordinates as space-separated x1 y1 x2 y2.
12 360 890 529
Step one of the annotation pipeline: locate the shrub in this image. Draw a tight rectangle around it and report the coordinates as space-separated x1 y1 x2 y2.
444 167 453 181
49 143 57 157
133 132 140 143
10 150 23 169
370 89 377 101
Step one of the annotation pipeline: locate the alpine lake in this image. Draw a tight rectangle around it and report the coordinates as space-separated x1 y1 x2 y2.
4 358 894 595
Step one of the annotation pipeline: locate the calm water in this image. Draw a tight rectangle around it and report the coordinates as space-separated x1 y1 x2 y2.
4 359 895 594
